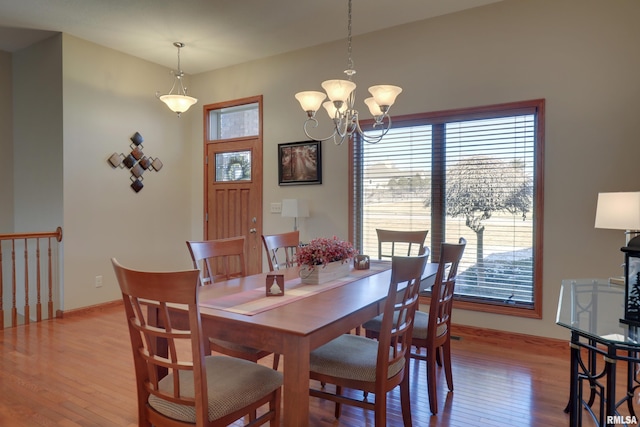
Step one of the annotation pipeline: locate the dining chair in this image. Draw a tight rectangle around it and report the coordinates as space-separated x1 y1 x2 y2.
261 230 300 271
308 253 428 427
187 236 247 284
364 237 466 414
187 237 280 370
111 258 283 427
376 229 429 260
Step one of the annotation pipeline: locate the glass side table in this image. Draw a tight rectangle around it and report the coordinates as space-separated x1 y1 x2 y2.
556 279 640 427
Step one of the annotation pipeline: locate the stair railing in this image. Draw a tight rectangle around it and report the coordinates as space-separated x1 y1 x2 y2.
0 227 63 328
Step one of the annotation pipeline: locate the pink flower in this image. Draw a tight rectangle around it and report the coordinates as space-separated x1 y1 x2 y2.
296 236 358 267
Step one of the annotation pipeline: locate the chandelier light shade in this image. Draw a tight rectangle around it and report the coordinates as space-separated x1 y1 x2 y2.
294 0 402 145
156 42 197 117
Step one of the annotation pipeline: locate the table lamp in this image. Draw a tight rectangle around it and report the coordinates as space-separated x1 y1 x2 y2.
594 192 640 245
594 191 640 285
281 199 309 231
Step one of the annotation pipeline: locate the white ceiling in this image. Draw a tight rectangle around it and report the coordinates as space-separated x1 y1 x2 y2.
0 0 502 75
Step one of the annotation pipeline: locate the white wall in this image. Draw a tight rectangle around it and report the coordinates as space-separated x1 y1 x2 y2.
12 35 63 233
0 50 13 233
60 35 193 310
188 0 640 339
6 0 640 338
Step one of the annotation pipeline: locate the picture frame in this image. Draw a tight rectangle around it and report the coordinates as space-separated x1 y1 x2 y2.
278 140 322 186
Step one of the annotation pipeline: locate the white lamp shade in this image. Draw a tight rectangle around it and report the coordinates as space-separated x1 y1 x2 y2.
368 85 402 107
594 192 640 230
322 100 346 119
281 199 310 218
364 97 383 116
295 91 326 112
321 79 356 103
159 94 198 114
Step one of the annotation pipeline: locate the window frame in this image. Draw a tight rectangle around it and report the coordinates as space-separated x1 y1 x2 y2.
349 99 545 318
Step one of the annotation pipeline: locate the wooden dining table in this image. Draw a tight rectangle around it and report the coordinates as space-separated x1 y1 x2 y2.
177 260 438 427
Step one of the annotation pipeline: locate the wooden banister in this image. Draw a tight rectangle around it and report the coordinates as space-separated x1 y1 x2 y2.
0 227 63 328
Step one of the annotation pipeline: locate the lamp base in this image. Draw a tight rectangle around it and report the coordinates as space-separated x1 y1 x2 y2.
620 318 640 328
609 276 625 286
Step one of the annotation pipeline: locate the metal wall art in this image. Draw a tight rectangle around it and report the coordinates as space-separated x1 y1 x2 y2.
107 132 163 192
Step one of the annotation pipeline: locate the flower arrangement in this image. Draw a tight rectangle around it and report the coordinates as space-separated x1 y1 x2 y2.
296 236 358 268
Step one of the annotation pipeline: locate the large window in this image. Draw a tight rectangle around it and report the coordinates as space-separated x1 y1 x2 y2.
351 100 544 317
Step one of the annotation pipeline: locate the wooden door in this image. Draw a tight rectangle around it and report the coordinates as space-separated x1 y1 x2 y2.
204 97 263 275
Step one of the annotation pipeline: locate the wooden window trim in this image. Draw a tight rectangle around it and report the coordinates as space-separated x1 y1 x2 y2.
350 99 545 319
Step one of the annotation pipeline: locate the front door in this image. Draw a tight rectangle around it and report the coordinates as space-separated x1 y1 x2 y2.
204 97 263 275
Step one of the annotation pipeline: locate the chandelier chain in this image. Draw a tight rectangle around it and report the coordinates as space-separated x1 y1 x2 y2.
294 0 401 144
346 0 354 75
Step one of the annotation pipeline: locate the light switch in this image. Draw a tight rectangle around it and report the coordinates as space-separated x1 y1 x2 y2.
270 203 282 214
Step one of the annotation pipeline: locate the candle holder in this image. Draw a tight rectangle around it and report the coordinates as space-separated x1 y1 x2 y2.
354 255 370 270
266 274 285 297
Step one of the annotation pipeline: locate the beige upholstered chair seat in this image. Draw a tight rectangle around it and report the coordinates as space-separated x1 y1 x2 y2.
363 310 447 341
412 311 447 340
310 334 405 383
149 355 283 423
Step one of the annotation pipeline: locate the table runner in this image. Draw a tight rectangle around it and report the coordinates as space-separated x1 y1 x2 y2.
200 262 390 316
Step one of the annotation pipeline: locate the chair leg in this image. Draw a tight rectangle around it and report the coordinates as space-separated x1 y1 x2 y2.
374 391 387 427
272 353 280 370
334 386 342 419
426 347 438 414
400 373 413 427
271 388 282 427
435 346 443 367
442 340 454 391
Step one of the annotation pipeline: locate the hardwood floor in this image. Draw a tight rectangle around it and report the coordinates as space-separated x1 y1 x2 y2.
0 303 575 427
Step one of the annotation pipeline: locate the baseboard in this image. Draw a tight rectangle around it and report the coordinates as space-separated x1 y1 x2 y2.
451 323 568 354
56 299 123 319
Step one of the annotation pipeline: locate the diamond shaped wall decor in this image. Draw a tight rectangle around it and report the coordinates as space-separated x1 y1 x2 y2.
107 132 163 192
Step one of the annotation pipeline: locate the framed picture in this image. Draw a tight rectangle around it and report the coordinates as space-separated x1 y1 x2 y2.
278 140 322 186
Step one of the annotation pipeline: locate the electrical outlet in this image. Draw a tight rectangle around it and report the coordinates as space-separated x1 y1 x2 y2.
270 203 282 214
95 275 103 288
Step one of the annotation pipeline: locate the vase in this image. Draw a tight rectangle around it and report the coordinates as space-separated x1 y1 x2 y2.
300 260 352 285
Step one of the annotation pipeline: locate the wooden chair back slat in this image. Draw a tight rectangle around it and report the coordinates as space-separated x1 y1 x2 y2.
111 258 210 425
261 231 300 271
428 237 467 341
378 253 430 376
376 229 429 260
187 236 247 284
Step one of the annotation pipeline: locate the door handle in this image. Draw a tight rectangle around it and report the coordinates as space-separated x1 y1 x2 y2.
249 228 257 234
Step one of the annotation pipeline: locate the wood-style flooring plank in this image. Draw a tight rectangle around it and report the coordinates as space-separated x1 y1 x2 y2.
0 303 583 426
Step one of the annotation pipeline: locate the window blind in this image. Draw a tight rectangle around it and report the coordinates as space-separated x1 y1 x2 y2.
352 100 543 309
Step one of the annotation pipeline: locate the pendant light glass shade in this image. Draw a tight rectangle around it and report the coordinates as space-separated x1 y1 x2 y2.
364 97 383 116
159 94 198 114
368 85 403 108
295 91 327 113
156 42 198 117
323 100 347 119
321 79 356 103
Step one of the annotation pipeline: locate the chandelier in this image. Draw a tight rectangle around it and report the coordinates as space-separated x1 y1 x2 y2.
156 42 198 117
294 0 402 145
